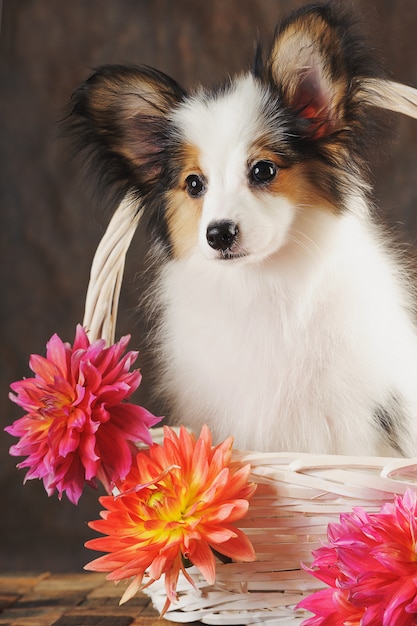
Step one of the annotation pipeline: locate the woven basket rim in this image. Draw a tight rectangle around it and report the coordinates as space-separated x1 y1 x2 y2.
142 427 417 624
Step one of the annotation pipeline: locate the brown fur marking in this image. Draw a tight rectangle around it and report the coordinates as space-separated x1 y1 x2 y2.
166 144 203 258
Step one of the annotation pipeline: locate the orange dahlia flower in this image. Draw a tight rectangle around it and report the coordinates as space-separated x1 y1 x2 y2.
85 425 256 614
6 325 160 504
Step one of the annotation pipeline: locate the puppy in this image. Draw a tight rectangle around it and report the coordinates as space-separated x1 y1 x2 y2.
69 3 417 456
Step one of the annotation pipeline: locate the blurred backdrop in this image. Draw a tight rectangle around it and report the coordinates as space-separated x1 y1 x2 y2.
1 0 417 572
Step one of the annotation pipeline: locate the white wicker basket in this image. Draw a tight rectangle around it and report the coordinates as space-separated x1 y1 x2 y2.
141 448 417 624
81 79 417 625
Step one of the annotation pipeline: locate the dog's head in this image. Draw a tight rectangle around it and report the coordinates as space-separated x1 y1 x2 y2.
69 3 382 264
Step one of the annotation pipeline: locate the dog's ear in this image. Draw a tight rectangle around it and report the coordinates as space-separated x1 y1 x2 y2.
263 4 373 141
68 65 186 195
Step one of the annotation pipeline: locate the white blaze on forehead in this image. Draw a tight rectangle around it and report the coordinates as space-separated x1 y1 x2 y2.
172 74 270 183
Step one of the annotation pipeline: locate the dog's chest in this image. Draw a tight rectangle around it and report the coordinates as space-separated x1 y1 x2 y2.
156 258 353 451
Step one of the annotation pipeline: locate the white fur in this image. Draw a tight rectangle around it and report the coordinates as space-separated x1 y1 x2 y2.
153 75 417 456
174 76 296 263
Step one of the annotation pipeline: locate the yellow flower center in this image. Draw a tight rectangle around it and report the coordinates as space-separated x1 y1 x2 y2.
147 491 165 508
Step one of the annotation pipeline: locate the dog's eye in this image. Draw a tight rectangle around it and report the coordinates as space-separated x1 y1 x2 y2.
185 174 205 197
250 160 277 185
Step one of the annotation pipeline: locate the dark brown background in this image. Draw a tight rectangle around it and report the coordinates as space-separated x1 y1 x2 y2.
1 0 417 572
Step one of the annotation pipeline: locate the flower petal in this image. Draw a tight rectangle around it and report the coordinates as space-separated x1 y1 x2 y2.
187 540 217 584
5 326 159 502
85 425 256 610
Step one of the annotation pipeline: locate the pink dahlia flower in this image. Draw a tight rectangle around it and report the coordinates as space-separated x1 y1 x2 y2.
6 325 161 504
298 488 417 626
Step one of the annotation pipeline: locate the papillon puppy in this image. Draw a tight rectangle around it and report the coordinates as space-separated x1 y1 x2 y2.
69 3 417 456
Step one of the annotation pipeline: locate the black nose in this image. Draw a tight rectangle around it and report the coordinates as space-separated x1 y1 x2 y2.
206 220 239 251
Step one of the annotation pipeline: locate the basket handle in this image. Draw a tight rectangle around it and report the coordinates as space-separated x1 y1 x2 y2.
82 194 143 344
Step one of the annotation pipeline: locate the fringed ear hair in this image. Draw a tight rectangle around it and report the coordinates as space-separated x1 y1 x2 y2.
261 4 417 140
265 6 347 138
262 4 382 141
69 65 186 198
68 64 186 343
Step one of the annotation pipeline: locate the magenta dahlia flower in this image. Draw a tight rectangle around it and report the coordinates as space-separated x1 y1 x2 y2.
6 325 161 504
298 488 417 626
